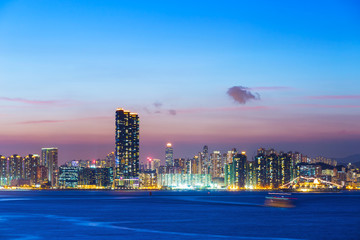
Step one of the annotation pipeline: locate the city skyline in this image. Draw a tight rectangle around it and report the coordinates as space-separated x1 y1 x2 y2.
1 1 360 163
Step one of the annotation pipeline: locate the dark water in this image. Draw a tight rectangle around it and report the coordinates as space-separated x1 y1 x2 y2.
0 190 359 240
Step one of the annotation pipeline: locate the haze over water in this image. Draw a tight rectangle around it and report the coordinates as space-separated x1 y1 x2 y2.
0 190 359 240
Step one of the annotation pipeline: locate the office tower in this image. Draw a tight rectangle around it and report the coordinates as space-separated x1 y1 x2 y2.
41 148 58 187
115 108 139 188
9 154 22 182
0 155 7 186
23 154 40 185
165 143 173 167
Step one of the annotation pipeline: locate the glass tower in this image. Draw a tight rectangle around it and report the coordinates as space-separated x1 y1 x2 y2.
115 108 139 188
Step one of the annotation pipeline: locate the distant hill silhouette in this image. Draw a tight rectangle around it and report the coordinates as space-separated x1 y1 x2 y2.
335 154 360 165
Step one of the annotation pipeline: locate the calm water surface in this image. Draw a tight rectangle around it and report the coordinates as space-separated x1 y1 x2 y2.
0 190 359 240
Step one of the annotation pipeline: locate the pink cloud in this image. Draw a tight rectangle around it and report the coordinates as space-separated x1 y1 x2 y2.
295 104 360 109
308 95 360 100
0 97 59 105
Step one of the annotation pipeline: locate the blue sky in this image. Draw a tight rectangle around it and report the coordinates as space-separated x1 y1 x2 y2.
0 0 359 163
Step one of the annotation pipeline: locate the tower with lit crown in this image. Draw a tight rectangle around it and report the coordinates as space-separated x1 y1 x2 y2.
165 143 173 167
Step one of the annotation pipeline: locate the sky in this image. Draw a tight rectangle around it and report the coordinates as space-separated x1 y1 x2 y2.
0 0 360 164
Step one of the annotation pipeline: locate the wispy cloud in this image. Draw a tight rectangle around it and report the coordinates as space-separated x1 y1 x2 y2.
177 106 269 114
227 86 260 104
0 97 59 105
17 120 67 124
295 104 360 109
250 86 294 91
16 116 112 125
308 95 360 100
142 102 176 116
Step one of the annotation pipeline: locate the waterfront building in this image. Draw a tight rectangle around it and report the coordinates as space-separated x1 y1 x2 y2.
202 145 210 174
254 148 267 188
115 108 139 188
95 167 114 188
246 161 256 188
36 165 48 185
59 166 79 188
0 155 8 186
77 167 113 188
210 151 223 179
23 154 40 185
224 151 247 189
8 154 22 182
233 152 247 188
158 173 214 189
279 152 291 187
165 143 173 167
139 169 157 189
266 149 279 188
41 148 58 187
106 152 116 168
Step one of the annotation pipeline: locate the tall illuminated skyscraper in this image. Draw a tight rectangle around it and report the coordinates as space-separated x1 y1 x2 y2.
0 155 8 186
41 148 58 187
115 108 139 188
165 143 173 167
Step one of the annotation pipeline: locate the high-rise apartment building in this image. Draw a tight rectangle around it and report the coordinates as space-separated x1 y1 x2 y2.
41 148 58 187
202 145 209 174
165 143 173 167
0 155 8 186
9 154 22 182
115 108 139 188
23 154 40 185
210 151 223 178
224 151 247 189
279 152 291 187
